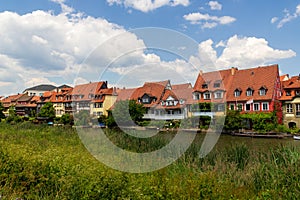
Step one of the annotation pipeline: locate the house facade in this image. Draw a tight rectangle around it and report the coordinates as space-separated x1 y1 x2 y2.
191 65 282 122
280 75 300 128
71 81 117 117
116 80 193 120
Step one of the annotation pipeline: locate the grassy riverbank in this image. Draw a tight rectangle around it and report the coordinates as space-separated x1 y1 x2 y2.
0 122 300 199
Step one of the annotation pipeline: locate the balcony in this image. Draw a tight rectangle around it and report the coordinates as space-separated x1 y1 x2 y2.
191 111 215 117
143 114 185 120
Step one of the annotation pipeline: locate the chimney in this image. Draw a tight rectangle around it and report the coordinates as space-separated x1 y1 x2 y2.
231 67 237 76
199 70 203 76
113 87 117 95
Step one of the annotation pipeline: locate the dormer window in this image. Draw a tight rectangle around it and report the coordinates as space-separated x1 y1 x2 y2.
259 86 267 96
204 92 211 100
193 92 200 100
161 101 165 106
179 99 185 105
246 88 254 96
213 80 221 88
234 88 241 97
142 98 149 103
286 91 291 96
214 91 223 99
202 83 208 89
296 90 300 96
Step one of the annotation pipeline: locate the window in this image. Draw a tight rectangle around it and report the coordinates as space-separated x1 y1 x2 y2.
167 101 174 106
262 102 269 111
94 103 103 108
193 93 200 100
142 98 149 103
179 99 185 105
237 104 243 111
259 88 266 96
234 90 241 97
253 103 260 111
229 104 235 110
246 88 253 96
214 81 221 88
202 83 208 89
286 103 293 113
296 91 300 96
161 101 165 106
217 104 225 111
214 91 223 99
286 91 291 96
296 104 300 117
204 92 211 100
245 104 251 111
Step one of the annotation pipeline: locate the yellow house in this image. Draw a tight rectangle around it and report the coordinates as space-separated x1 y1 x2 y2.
90 87 117 117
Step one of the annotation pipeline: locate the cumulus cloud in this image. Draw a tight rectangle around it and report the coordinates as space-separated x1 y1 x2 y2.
189 35 296 70
208 1 222 11
0 8 147 95
183 12 236 28
107 0 190 12
272 4 300 28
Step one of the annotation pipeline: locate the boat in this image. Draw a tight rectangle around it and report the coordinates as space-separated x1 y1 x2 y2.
293 135 300 140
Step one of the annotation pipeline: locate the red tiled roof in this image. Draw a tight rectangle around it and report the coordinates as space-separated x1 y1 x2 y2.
193 65 279 103
227 65 279 102
280 74 289 82
280 75 300 101
1 93 24 107
130 80 169 100
116 88 137 101
72 82 106 101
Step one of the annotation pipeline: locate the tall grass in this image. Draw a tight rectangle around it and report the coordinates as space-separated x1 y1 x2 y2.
0 122 300 199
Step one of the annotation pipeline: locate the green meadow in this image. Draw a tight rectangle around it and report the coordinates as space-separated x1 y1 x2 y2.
1 122 300 199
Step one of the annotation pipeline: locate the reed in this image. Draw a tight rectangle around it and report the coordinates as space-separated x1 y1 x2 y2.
0 123 300 199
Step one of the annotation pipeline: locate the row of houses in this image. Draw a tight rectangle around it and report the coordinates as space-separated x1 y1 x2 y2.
1 64 300 128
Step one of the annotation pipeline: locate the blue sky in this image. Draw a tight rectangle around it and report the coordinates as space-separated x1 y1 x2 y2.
0 0 299 96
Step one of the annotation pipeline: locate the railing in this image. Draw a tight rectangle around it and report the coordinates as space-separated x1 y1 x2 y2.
191 111 215 117
143 114 185 120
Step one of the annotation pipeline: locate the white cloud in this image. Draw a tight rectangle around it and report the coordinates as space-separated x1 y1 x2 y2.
189 35 296 70
271 17 278 24
50 0 74 15
183 12 236 29
208 1 222 11
107 0 190 13
0 7 148 96
272 4 300 28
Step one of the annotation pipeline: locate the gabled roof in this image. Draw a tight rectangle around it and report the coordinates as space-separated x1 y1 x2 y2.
72 81 107 101
193 64 279 102
227 65 279 102
280 75 300 101
131 80 169 101
162 83 193 101
23 84 57 92
17 94 33 102
194 68 234 93
1 93 24 106
116 88 137 101
57 84 72 89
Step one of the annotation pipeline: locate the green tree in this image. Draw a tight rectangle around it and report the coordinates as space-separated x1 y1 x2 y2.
6 106 23 124
38 102 55 120
0 102 5 119
224 110 242 131
109 100 146 126
60 113 74 125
